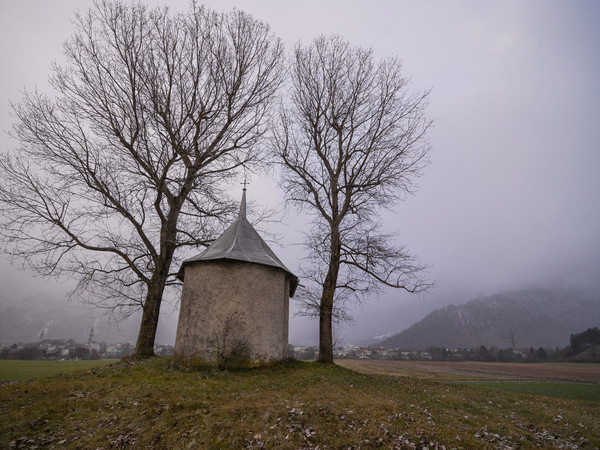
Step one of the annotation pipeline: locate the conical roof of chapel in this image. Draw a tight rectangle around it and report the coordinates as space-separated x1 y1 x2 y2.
178 189 298 297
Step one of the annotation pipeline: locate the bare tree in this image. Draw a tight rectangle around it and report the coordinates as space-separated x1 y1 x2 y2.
273 36 434 363
0 1 284 357
210 311 250 370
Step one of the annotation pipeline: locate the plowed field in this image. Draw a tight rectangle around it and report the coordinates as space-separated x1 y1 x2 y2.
336 359 600 383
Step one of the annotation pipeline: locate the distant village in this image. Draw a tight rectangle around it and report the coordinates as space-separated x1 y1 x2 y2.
3 326 597 363
1 339 582 363
293 344 572 363
0 338 174 361
0 339 466 362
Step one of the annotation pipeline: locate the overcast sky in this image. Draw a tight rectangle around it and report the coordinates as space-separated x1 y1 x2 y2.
1 1 599 345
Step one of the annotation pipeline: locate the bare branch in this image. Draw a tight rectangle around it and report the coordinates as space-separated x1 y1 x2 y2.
273 35 433 362
0 1 284 356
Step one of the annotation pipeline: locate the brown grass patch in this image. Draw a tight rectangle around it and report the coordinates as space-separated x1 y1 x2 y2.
336 359 600 383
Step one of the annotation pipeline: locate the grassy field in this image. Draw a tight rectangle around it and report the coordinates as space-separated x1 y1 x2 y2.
1 358 599 448
0 359 118 381
472 381 600 402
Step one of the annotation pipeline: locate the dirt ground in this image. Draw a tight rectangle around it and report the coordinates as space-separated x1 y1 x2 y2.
336 359 600 384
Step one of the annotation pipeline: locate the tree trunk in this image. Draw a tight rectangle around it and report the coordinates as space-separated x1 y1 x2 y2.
318 227 341 363
134 198 184 357
318 293 334 363
133 248 175 357
134 283 163 357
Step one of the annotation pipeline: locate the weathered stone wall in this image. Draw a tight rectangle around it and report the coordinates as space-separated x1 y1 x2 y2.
174 259 290 365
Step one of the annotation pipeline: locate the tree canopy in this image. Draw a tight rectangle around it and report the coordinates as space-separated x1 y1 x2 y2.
273 36 433 362
0 1 284 356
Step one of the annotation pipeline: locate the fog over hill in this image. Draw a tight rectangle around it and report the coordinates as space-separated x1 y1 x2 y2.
377 289 600 350
0 285 177 346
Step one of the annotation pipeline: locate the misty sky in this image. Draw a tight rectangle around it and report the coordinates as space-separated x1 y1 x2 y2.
1 1 599 345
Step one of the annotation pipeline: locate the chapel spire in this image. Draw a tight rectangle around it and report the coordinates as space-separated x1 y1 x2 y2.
239 178 248 219
239 186 247 219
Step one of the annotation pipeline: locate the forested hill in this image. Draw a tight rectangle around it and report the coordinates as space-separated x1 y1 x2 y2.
378 289 600 350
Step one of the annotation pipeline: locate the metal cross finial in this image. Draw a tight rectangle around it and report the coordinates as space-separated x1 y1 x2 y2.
241 178 249 191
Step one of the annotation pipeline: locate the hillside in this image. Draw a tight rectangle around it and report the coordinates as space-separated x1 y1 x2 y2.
1 358 599 448
378 288 600 349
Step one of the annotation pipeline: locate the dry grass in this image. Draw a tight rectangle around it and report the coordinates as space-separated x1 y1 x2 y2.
1 358 599 448
336 359 600 383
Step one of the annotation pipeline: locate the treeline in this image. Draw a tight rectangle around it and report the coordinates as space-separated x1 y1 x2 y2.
422 345 564 363
415 327 600 363
570 326 600 355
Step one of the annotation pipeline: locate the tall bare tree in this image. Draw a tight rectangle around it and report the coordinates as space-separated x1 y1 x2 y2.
0 1 284 356
273 36 433 363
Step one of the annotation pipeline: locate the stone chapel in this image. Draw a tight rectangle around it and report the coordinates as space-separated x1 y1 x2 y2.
174 188 298 366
